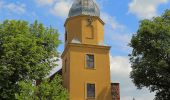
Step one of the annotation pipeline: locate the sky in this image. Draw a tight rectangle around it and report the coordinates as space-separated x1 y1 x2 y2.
0 0 170 99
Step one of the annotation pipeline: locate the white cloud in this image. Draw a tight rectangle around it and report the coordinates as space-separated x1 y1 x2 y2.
110 56 131 76
34 0 72 18
50 1 71 18
110 55 155 100
35 0 56 6
101 12 125 30
4 3 26 15
128 0 168 19
0 1 26 15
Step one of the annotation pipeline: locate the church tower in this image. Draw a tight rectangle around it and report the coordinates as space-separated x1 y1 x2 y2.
61 0 112 100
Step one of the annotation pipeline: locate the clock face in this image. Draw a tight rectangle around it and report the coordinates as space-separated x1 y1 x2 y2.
87 17 93 26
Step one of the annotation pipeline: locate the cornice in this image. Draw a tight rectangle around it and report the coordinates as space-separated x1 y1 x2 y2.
64 15 105 27
61 43 111 58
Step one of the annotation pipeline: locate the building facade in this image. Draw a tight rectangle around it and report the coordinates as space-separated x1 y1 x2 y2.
61 0 119 100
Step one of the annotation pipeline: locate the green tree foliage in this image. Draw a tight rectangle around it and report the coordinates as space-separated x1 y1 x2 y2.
0 20 68 99
129 10 170 100
15 75 68 100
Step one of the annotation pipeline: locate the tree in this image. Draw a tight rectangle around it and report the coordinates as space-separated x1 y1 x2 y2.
15 75 68 100
0 20 67 99
129 10 170 100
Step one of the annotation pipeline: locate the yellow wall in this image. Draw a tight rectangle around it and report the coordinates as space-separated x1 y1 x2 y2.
62 15 112 100
64 15 105 46
62 44 112 100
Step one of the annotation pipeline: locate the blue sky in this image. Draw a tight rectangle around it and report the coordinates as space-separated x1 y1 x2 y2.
0 0 170 99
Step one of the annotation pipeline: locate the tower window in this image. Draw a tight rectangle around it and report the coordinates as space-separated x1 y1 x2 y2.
65 31 67 42
87 83 95 98
86 54 94 68
65 59 67 72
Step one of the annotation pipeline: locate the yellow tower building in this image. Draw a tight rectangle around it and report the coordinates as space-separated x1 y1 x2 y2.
61 0 112 100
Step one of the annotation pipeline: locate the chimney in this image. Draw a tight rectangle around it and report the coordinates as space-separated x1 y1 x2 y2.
111 83 120 100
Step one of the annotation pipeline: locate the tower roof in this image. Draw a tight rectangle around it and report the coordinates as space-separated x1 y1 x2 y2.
68 0 100 17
